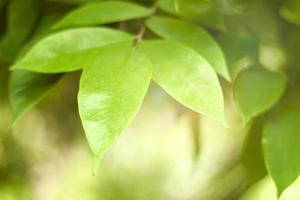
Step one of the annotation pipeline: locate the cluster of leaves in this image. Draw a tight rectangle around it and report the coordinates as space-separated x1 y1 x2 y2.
1 0 300 198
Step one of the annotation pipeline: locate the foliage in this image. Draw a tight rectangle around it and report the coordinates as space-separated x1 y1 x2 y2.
0 0 300 199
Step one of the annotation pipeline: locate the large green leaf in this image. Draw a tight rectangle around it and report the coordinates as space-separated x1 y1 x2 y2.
262 112 300 196
0 0 40 62
53 1 153 29
78 41 152 170
280 0 300 26
146 16 230 81
140 40 226 126
234 67 286 124
11 27 133 73
9 70 61 125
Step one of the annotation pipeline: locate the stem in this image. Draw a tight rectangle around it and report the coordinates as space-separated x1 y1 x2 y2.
132 5 157 50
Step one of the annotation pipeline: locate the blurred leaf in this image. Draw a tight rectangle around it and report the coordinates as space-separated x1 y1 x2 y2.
9 70 61 126
241 117 267 186
0 0 6 11
262 112 300 197
0 0 40 62
217 31 260 65
280 0 300 26
78 41 151 171
175 0 225 30
146 16 230 81
53 1 153 29
239 176 277 200
11 27 132 73
141 40 226 126
234 67 286 124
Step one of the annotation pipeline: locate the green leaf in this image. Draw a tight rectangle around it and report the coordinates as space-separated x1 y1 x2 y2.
48 0 103 5
280 0 300 26
234 67 286 124
262 112 300 196
11 27 133 73
140 40 226 126
0 0 40 62
78 41 152 171
146 16 230 81
9 70 61 125
53 1 153 29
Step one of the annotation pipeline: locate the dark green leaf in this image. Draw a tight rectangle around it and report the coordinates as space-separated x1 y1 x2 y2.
11 27 133 73
146 16 230 81
78 41 152 171
262 112 300 196
241 117 267 186
9 70 61 125
53 1 153 29
0 0 40 62
234 67 286 124
141 40 226 126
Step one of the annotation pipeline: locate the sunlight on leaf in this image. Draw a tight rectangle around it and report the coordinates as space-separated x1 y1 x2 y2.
141 40 226 126
78 41 152 172
11 28 133 73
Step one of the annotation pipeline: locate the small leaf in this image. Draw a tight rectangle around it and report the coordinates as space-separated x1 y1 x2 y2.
141 40 226 126
78 41 152 171
0 0 40 62
234 67 286 124
9 70 61 125
54 1 153 29
146 16 230 81
262 112 300 196
11 27 133 73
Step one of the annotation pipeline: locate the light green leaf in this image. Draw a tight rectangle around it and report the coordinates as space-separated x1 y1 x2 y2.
0 0 40 62
53 1 153 29
11 27 133 73
140 40 226 126
234 67 286 124
9 70 61 125
280 0 300 26
262 112 300 196
146 16 230 81
78 41 152 171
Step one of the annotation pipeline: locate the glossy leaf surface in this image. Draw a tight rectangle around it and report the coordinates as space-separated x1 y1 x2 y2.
262 112 300 196
146 17 230 81
234 67 286 123
54 1 153 29
78 41 152 170
141 40 226 125
12 28 133 73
